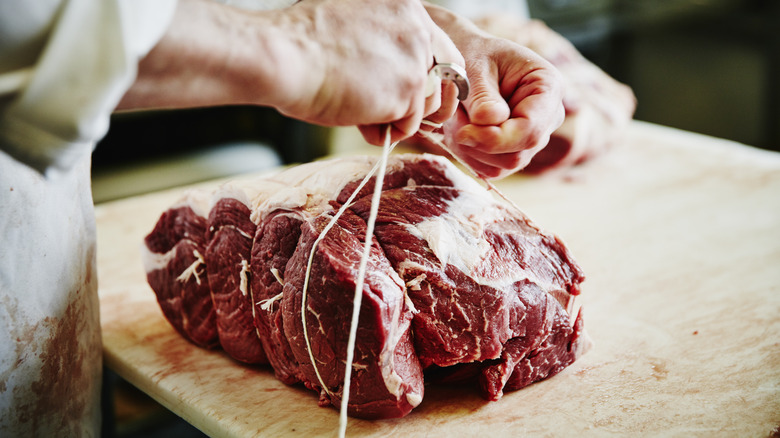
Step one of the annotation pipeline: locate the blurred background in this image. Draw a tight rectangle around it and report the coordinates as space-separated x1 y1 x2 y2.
527 0 778 150
93 0 779 204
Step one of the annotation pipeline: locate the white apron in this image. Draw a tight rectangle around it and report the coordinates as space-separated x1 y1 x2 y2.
0 151 102 436
0 0 175 435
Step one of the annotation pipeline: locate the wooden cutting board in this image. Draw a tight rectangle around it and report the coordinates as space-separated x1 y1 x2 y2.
96 121 780 437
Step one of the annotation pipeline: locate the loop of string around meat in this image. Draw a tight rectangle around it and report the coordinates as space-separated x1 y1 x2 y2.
299 125 397 438
417 121 527 213
300 122 527 438
416 125 582 323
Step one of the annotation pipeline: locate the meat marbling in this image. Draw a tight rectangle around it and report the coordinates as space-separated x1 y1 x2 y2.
142 153 591 418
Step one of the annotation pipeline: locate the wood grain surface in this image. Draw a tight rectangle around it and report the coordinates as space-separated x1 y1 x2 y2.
96 122 780 437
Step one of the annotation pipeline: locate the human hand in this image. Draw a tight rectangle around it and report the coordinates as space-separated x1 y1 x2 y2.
474 16 636 173
271 0 464 146
420 5 565 179
119 0 463 146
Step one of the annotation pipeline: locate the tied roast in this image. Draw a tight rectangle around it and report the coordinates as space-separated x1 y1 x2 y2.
142 153 591 419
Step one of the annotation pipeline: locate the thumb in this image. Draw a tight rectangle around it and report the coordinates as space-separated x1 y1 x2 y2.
462 60 510 126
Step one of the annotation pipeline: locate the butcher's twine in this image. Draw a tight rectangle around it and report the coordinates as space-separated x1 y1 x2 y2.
299 125 397 438
303 122 528 438
417 121 527 214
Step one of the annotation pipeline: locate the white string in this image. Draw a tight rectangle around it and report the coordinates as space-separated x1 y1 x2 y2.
301 126 535 435
416 129 527 215
300 167 377 399
419 119 443 130
297 127 397 425
338 125 396 438
416 130 581 326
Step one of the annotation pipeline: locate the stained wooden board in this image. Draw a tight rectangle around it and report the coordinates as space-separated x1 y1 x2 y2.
96 121 780 437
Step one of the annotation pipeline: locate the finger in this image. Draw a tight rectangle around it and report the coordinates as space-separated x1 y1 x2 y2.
441 108 515 178
357 124 385 146
447 143 515 180
425 81 459 125
502 56 565 148
422 75 442 119
460 56 510 126
359 110 423 145
455 112 557 154
428 19 465 71
456 141 544 171
467 148 532 171
426 18 463 121
506 74 565 130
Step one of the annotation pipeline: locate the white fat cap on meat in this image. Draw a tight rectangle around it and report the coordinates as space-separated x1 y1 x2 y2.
210 182 252 210
169 189 212 219
243 155 441 222
248 157 375 221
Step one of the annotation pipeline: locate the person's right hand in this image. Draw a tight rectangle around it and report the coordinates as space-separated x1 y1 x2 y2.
120 0 462 146
267 0 464 145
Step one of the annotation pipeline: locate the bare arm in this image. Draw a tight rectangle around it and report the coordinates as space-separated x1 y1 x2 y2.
118 0 464 145
117 0 293 111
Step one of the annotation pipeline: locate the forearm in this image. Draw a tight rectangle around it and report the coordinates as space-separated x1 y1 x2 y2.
116 0 315 111
117 0 461 145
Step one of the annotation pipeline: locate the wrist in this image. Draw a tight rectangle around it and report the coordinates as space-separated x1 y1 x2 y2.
239 6 324 115
118 0 321 112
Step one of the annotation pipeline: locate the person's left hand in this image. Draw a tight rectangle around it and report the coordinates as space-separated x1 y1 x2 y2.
420 4 565 179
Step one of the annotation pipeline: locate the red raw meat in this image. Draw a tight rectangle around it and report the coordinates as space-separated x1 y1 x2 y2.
142 154 591 418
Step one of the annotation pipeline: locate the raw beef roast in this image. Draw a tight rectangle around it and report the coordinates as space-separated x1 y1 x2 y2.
142 191 219 349
204 186 268 364
142 153 591 418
